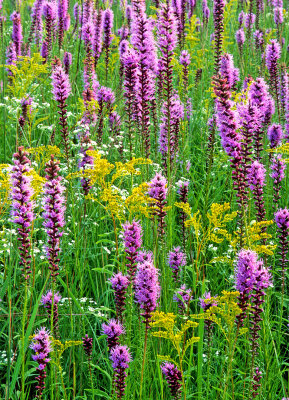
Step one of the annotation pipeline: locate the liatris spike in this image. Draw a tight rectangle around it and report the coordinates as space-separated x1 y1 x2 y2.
235 249 259 326
93 10 103 66
270 155 286 206
82 334 93 359
79 134 94 196
20 96 32 124
157 2 177 167
110 272 130 322
245 11 255 38
161 362 182 400
176 180 189 246
121 48 139 157
148 173 168 238
103 9 113 81
213 75 245 237
265 39 281 116
102 319 125 351
136 250 153 263
30 327 52 399
236 28 245 55
110 345 132 400
10 11 22 56
168 247 186 282
267 123 283 151
63 52 72 75
122 220 142 281
173 285 192 313
41 41 48 62
131 5 157 158
248 161 266 222
96 86 115 144
252 367 262 398
159 93 184 171
41 290 61 336
253 30 264 51
6 42 17 77
11 147 34 280
51 65 71 162
284 72 289 141
220 53 239 90
179 50 190 105
28 0 43 48
275 209 289 293
43 155 66 281
57 0 68 48
200 292 217 343
135 259 160 326
213 0 225 72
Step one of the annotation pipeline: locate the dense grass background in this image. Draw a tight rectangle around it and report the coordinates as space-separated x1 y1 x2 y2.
1 0 289 398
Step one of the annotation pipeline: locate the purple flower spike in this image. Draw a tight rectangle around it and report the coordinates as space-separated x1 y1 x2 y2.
43 156 66 281
103 9 114 79
135 250 153 263
102 319 125 351
11 147 34 280
110 345 132 400
173 285 192 313
213 0 226 72
220 53 239 90
122 220 142 281
110 272 130 322
10 11 22 56
6 42 17 77
179 50 190 66
168 247 186 282
270 155 286 206
135 259 160 326
96 86 115 144
267 124 283 149
42 1 57 57
41 290 61 335
30 327 52 398
161 362 182 400
248 161 266 222
82 334 93 359
236 29 245 53
63 52 72 75
265 40 281 112
148 173 168 237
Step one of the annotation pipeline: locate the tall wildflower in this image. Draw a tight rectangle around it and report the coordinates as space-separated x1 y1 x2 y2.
110 345 132 400
102 319 125 351
57 0 68 48
148 173 168 238
270 155 286 207
121 48 139 157
213 0 225 72
79 134 94 196
51 65 71 162
30 328 52 399
248 161 266 222
110 272 130 322
43 155 66 282
96 86 115 144
265 40 281 116
63 52 72 75
82 334 93 360
275 209 289 293
103 9 113 80
131 4 157 157
28 0 43 47
200 292 217 345
177 180 189 246
157 2 177 171
220 53 239 90
122 220 142 281
135 258 160 396
159 93 184 171
6 42 17 78
179 50 190 111
10 11 22 56
43 2 56 58
41 290 61 336
11 147 34 279
161 363 182 400
93 10 103 66
168 247 186 282
284 72 289 141
174 285 192 314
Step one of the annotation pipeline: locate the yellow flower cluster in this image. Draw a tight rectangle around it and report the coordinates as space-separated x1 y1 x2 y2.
0 164 11 215
26 145 62 170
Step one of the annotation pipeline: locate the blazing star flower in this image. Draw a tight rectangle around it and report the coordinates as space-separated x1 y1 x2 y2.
42 156 66 281
30 327 52 398
82 334 93 359
11 147 34 280
220 53 240 89
135 259 160 325
173 285 192 313
161 363 182 400
275 208 289 291
213 0 226 72
110 272 130 322
168 247 186 282
63 52 72 75
148 173 168 237
102 319 125 351
271 155 286 205
41 290 61 334
267 124 283 149
122 220 142 281
110 345 132 399
10 11 22 56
